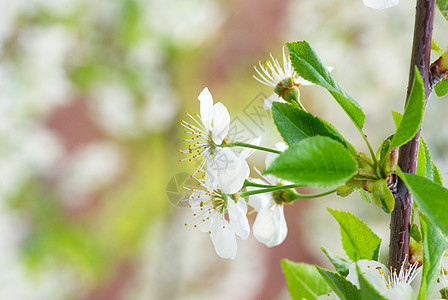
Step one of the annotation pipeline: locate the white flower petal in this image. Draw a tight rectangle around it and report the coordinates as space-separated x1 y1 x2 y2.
382 284 414 300
294 76 314 86
207 148 249 194
195 216 213 232
263 93 287 110
228 199 250 240
198 87 214 130
253 203 287 247
236 197 248 214
211 102 230 145
270 204 288 246
362 0 399 9
248 192 271 212
210 217 237 259
253 207 276 246
239 136 261 160
346 260 389 290
317 292 340 300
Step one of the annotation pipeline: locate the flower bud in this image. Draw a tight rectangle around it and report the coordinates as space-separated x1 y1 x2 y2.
364 180 374 193
371 179 395 213
409 234 423 265
385 147 399 172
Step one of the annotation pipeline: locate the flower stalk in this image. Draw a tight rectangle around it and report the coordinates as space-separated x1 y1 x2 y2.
227 141 282 154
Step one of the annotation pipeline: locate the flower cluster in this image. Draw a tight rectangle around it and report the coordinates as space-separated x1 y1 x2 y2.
179 85 297 258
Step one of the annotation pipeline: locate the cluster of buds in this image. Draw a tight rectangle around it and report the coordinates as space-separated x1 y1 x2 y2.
337 139 399 214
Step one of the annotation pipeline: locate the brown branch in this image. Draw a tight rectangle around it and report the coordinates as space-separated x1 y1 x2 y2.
388 0 435 270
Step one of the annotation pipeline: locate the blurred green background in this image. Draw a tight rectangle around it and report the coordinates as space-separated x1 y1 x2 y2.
0 0 447 299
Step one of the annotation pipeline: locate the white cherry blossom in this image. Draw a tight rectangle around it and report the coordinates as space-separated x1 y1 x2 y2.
184 173 250 259
180 87 261 186
253 47 313 89
248 142 289 247
205 137 260 194
179 87 230 173
253 47 332 110
317 259 420 300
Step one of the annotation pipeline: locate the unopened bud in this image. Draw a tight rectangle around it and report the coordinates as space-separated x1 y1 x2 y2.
409 231 423 265
364 180 374 193
386 147 399 172
371 179 395 213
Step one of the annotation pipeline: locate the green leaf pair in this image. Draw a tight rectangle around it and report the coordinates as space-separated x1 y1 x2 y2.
267 102 358 188
272 102 354 153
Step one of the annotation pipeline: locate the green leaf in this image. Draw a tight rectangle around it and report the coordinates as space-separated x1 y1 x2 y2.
356 264 388 300
410 223 422 243
421 138 433 181
417 138 427 177
432 39 444 55
421 137 444 185
397 169 448 236
327 209 382 261
435 79 448 97
391 111 403 129
417 214 448 300
281 259 331 300
316 266 360 300
336 184 356 197
272 102 354 153
321 247 351 276
286 41 365 129
391 67 425 148
432 161 444 185
359 189 372 205
264 136 358 187
437 0 448 22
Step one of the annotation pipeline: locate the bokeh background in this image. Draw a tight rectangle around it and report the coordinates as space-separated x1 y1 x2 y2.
1 0 448 299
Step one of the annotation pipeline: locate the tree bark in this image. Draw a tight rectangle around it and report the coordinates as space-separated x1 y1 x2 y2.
388 0 435 270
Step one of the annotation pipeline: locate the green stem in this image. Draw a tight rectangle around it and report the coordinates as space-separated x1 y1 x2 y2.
240 184 303 197
243 179 273 188
227 142 282 154
240 185 336 199
286 188 337 201
358 128 379 168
